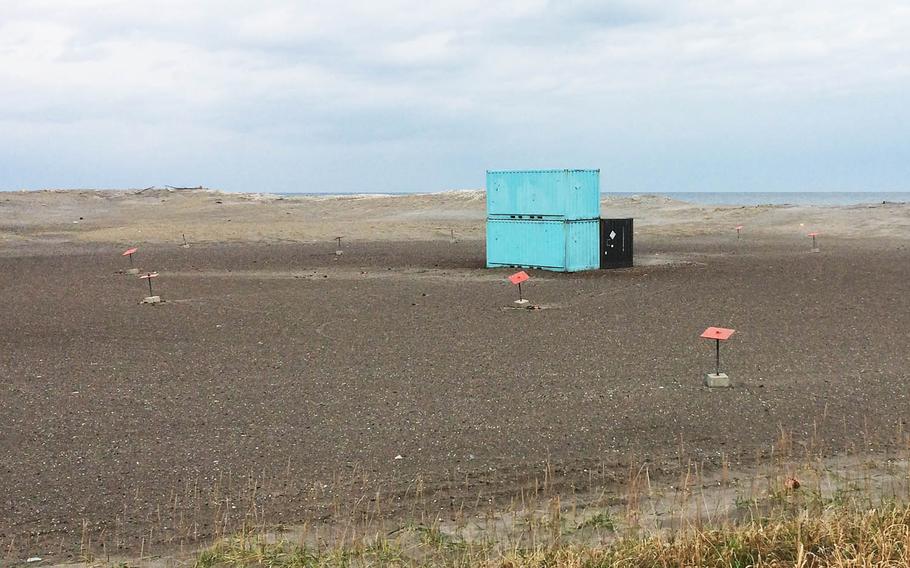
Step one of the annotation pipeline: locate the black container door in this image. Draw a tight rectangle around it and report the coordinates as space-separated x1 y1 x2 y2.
600 218 634 269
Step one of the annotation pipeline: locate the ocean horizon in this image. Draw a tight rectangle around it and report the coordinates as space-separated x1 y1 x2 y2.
610 191 910 206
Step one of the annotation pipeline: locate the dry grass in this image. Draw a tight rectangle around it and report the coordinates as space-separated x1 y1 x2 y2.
16 428 910 566
190 446 910 568
193 502 910 567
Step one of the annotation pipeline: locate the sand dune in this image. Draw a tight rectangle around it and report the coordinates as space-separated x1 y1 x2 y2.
1 189 908 249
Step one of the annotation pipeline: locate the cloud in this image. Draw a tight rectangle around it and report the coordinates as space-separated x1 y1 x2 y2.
1 1 909 191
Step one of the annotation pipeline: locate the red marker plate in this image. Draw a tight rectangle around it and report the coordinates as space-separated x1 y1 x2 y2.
735 225 744 230
807 232 819 237
122 247 138 256
139 272 159 279
701 327 735 341
508 271 529 285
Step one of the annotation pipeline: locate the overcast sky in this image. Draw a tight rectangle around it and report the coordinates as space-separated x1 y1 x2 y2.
1 1 909 193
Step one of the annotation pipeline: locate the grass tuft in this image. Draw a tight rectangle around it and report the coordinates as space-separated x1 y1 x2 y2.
193 501 910 567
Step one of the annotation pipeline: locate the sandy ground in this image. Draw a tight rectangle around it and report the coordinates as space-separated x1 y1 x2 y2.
1 188 908 247
1 189 909 564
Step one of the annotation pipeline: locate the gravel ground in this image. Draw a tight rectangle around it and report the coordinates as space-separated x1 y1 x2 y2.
1 235 908 562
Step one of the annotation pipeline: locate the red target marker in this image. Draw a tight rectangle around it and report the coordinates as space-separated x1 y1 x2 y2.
807 232 820 251
508 271 529 285
122 247 138 266
735 225 743 239
139 271 159 296
508 271 530 304
701 327 735 375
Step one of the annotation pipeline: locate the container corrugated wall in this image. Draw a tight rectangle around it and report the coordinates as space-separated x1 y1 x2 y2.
486 219 600 272
565 220 600 271
486 220 565 269
486 169 600 220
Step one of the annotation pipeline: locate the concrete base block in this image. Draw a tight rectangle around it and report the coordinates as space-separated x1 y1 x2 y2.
514 299 529 305
335 250 344 256
141 295 162 305
126 268 140 275
811 247 820 253
704 373 731 388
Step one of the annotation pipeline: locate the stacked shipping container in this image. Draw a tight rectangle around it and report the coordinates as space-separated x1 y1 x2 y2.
485 169 601 272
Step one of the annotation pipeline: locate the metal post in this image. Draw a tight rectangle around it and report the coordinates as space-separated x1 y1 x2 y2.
812 235 817 249
715 338 720 375
147 275 154 297
128 253 133 266
518 282 523 302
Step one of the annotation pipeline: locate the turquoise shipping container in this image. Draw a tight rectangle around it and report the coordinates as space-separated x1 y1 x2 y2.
486 219 600 272
486 169 600 220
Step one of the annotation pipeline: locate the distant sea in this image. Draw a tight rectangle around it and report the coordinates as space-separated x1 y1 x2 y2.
281 191 909 206
612 192 910 206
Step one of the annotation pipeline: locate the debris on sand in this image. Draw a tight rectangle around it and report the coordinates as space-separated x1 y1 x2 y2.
500 304 545 311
